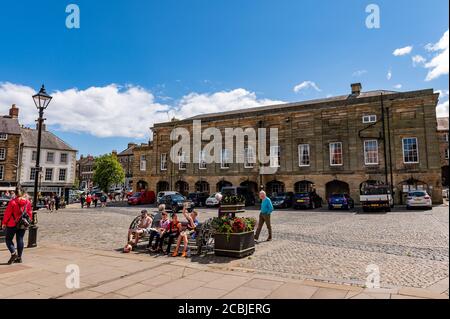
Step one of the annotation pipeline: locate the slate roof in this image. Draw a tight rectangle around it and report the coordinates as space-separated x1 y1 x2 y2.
20 127 77 151
118 145 136 156
437 117 449 131
0 117 21 135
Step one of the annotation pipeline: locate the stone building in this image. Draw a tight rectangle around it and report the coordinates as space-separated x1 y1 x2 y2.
76 155 95 190
116 143 137 190
0 105 22 193
437 117 449 187
18 125 77 201
131 143 152 192
134 84 443 204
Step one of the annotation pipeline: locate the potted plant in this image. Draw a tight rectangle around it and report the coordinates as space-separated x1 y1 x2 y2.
211 216 256 258
220 194 246 216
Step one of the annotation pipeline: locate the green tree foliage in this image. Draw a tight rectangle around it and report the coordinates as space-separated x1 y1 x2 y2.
92 154 125 192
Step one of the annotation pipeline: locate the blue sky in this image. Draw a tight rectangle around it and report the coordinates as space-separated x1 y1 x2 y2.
0 0 448 156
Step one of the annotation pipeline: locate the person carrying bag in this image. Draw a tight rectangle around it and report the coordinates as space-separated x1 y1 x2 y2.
1 190 33 264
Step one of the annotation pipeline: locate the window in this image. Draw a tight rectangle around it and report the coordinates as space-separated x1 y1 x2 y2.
0 148 5 161
32 151 37 161
298 144 310 167
221 149 230 169
364 140 379 165
445 148 449 160
445 133 449 143
140 155 147 171
178 151 186 170
59 168 66 181
0 133 7 140
60 153 68 164
0 165 4 180
199 151 206 169
30 168 38 181
244 147 255 168
329 142 343 166
402 137 419 164
45 168 53 181
160 153 167 171
362 115 377 124
46 152 54 163
270 146 280 168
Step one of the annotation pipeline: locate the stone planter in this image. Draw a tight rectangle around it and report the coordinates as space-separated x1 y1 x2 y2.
214 231 255 258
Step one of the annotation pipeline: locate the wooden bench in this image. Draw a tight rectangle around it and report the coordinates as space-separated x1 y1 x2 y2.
128 212 215 256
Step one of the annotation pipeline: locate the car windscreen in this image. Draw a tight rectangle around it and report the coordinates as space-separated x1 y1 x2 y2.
295 193 309 198
172 195 185 201
331 194 345 199
409 192 426 197
131 193 141 198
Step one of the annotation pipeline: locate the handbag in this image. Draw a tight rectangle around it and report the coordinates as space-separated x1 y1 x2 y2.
15 206 32 230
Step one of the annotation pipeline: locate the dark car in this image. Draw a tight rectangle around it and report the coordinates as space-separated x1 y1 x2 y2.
293 192 323 209
160 194 195 213
270 192 294 209
328 194 354 210
187 192 209 207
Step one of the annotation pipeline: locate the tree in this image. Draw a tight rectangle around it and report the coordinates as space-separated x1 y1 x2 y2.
92 154 125 193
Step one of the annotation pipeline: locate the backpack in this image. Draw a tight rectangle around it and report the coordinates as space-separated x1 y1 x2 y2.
14 205 32 230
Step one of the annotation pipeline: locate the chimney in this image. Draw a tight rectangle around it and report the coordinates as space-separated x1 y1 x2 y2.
351 83 362 95
128 142 137 149
112 150 118 156
9 104 19 118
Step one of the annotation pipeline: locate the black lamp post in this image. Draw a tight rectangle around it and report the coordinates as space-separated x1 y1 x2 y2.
28 85 52 248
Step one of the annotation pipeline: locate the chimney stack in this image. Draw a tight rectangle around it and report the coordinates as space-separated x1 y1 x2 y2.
128 142 137 149
9 104 19 118
351 83 362 95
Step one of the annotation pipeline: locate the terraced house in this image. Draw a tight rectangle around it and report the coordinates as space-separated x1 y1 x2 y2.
134 83 443 204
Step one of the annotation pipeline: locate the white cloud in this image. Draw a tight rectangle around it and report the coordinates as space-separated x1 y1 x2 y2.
436 100 449 118
412 55 426 67
393 46 413 56
424 30 449 81
293 81 321 93
393 84 402 89
352 70 367 77
387 69 392 80
0 82 283 139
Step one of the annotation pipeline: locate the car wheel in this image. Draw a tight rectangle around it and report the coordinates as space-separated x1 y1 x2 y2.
328 205 333 210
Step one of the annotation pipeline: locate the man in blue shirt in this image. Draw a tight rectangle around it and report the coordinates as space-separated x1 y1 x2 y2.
255 191 274 242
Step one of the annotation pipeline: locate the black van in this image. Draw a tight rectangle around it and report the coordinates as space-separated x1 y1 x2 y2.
220 186 255 206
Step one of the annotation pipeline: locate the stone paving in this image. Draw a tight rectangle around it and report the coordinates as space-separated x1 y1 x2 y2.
32 203 449 292
0 244 447 299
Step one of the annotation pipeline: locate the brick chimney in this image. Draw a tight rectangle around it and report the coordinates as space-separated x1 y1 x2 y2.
351 83 362 95
128 142 137 149
9 104 19 118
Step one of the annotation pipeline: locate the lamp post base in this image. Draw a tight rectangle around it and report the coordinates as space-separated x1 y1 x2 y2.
27 225 38 248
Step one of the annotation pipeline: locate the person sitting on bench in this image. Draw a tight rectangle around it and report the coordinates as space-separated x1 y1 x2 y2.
158 212 182 255
149 205 170 252
172 203 199 257
125 209 153 251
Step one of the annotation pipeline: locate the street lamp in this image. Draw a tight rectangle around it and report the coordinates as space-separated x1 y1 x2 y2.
28 85 52 248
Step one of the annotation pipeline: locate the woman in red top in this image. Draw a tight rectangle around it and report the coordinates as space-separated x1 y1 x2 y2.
1 189 33 264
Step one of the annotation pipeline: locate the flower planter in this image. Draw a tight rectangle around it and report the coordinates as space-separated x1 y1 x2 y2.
214 231 255 258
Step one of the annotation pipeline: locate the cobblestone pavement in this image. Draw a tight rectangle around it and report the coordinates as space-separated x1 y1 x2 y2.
35 202 449 290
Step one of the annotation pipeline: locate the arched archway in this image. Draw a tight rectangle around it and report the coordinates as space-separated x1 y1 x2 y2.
175 180 189 196
156 181 170 193
240 180 258 195
136 180 148 191
216 180 232 192
325 180 350 200
294 180 315 193
266 180 285 197
398 178 429 205
442 165 449 187
195 181 210 193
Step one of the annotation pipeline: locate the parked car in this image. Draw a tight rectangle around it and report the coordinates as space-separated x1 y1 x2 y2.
221 186 255 206
293 192 323 209
205 193 220 207
270 192 294 209
159 194 194 213
127 191 156 205
360 184 393 212
328 194 354 210
157 191 181 204
406 191 432 210
187 192 209 207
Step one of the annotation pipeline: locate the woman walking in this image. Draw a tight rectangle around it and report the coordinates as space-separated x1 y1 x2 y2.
1 189 32 264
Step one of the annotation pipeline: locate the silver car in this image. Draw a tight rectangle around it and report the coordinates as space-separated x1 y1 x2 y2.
406 191 432 210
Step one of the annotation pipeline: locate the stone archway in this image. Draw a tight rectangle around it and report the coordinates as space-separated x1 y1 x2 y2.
175 180 189 196
195 181 210 193
266 180 285 197
398 178 429 205
294 180 315 193
216 180 232 192
156 181 170 193
325 180 350 200
136 180 148 191
442 165 449 187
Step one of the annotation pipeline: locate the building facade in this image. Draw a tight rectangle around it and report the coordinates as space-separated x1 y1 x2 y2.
116 143 137 190
0 105 22 193
134 84 443 204
19 125 77 201
437 117 449 187
76 155 95 190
